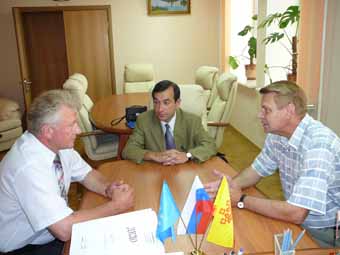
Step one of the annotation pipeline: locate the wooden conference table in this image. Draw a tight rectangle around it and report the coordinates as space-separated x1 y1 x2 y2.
64 157 325 255
90 92 149 159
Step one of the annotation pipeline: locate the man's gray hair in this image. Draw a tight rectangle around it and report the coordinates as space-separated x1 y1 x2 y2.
259 80 307 117
27 89 79 135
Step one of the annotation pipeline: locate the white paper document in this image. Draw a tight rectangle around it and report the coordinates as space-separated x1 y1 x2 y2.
70 208 165 255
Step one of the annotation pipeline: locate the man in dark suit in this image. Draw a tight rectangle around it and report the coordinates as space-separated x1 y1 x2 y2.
122 80 216 165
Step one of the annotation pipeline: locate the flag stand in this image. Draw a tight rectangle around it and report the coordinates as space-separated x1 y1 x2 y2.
190 249 206 255
180 216 207 255
189 199 213 255
179 215 195 249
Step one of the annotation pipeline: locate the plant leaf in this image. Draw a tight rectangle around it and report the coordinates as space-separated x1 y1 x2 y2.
258 13 281 28
263 32 284 44
248 36 257 58
238 25 252 36
228 56 239 69
279 5 300 29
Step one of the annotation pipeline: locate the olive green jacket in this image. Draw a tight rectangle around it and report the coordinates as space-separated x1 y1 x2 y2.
122 108 217 164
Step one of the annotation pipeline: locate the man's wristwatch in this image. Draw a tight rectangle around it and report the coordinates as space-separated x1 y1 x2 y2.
186 152 192 160
237 194 247 209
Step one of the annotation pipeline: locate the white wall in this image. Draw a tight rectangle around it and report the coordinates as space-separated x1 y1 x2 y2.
0 0 220 109
319 0 340 136
230 82 266 148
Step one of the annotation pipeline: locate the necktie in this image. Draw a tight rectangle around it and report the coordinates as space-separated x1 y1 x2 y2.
165 123 176 150
53 154 68 203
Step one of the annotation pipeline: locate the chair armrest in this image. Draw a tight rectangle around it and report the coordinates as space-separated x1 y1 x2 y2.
207 122 230 127
77 130 106 137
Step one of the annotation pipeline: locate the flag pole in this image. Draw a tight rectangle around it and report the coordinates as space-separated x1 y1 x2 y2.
197 211 214 251
179 210 206 255
195 210 198 250
179 214 196 249
191 209 207 255
196 177 222 253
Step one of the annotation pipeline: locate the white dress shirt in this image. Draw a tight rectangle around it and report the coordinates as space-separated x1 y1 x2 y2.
0 131 91 252
160 112 176 137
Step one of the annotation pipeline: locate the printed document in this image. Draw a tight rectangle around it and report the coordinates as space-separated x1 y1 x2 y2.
70 208 165 255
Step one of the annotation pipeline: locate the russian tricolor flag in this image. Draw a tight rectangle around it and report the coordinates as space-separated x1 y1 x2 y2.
177 176 213 235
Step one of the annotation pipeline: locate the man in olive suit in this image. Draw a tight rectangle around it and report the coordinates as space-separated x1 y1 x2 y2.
122 80 216 165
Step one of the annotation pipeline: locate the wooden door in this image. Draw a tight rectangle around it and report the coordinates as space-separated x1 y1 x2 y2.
13 6 115 112
63 9 114 102
13 9 69 109
13 8 31 107
22 11 69 99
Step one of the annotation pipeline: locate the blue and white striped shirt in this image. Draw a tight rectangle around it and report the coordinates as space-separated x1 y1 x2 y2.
252 114 340 228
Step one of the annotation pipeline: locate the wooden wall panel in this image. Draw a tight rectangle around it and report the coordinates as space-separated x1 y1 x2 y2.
64 9 113 102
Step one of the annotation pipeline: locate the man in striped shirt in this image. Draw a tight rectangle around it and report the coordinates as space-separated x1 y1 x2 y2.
205 80 340 247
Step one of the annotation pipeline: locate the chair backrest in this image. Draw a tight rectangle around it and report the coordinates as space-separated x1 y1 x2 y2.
62 75 98 149
207 73 238 148
67 73 93 111
0 98 21 121
148 84 208 130
0 97 23 151
63 73 118 161
178 84 208 130
124 64 155 93
195 66 219 108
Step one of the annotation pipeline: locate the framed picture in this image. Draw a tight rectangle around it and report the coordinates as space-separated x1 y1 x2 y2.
148 0 191 15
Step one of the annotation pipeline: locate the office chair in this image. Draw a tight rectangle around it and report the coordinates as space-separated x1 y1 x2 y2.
195 66 219 109
124 64 155 93
63 73 119 161
207 73 238 149
0 97 23 151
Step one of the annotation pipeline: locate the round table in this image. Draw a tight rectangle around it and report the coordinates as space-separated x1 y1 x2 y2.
90 92 150 159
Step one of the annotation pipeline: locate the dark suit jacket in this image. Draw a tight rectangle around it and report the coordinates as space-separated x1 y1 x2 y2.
122 108 217 163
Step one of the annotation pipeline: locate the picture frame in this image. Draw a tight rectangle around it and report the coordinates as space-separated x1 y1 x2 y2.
148 0 191 15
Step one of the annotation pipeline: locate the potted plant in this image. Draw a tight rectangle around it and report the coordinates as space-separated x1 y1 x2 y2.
258 5 300 81
229 15 257 80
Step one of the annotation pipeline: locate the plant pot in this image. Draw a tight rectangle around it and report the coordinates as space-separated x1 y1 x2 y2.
245 64 256 80
287 73 296 82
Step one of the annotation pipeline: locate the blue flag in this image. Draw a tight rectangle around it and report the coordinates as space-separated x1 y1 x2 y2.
156 181 180 243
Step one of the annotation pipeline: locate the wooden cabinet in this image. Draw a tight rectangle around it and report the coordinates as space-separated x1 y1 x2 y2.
13 6 115 110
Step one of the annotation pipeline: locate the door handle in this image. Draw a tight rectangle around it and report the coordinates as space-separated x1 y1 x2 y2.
23 79 32 92
307 104 316 110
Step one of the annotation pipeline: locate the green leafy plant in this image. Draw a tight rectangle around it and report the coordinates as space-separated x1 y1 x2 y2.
229 15 257 70
258 5 300 80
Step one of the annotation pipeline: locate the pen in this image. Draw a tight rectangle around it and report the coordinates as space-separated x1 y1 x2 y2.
290 229 306 250
282 229 291 251
281 229 287 251
286 229 292 251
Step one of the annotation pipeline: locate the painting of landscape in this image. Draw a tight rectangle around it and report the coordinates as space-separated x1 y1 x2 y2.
148 0 191 15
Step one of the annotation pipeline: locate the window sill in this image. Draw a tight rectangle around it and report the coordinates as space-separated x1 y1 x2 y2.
238 80 257 89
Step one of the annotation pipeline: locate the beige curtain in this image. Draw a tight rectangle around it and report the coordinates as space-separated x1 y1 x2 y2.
297 0 324 104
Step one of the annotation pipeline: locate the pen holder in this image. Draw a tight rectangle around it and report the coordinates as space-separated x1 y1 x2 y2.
274 234 295 255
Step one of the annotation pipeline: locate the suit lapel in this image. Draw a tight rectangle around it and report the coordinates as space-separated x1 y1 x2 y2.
174 109 186 151
151 112 165 150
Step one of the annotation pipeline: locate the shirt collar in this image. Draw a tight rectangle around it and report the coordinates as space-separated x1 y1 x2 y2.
26 131 58 166
161 112 176 133
288 114 312 150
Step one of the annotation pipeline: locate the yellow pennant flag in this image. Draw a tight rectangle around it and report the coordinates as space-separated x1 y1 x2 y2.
206 176 234 247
